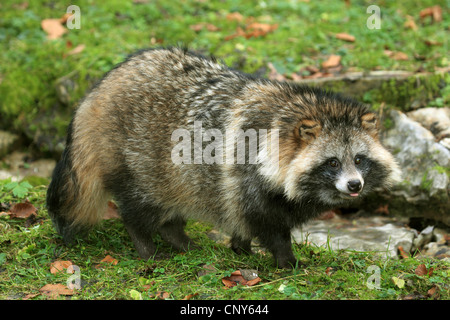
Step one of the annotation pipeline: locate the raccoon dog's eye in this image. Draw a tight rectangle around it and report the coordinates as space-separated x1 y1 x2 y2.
354 157 362 165
329 159 340 168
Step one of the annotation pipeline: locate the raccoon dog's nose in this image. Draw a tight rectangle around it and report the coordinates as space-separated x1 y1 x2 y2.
347 179 362 192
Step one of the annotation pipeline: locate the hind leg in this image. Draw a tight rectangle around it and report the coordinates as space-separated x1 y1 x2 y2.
121 213 157 260
231 235 253 255
158 217 198 252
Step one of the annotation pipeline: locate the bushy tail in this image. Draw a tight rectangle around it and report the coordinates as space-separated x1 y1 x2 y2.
46 121 109 244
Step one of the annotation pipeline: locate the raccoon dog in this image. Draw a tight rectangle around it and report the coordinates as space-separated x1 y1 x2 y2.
47 47 400 268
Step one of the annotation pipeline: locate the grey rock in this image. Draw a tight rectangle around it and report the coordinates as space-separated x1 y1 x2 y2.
292 215 415 259
370 109 450 226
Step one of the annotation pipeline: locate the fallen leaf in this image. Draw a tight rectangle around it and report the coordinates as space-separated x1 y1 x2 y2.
384 50 409 61
226 12 244 22
22 293 39 300
424 39 442 47
325 267 334 276
39 284 74 299
156 291 170 300
50 260 73 274
189 23 220 32
404 15 418 31
419 5 442 23
335 33 355 42
415 264 428 276
392 276 405 288
67 44 85 56
182 293 199 300
100 255 118 265
41 18 67 40
267 62 286 81
321 55 341 69
398 246 409 259
245 22 278 38
222 270 261 288
427 285 439 298
60 13 74 24
402 292 426 300
9 202 37 219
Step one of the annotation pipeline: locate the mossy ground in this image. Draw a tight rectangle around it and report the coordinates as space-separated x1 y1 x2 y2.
1 179 449 300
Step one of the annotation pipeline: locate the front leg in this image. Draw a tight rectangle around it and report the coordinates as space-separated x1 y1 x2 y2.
259 228 297 269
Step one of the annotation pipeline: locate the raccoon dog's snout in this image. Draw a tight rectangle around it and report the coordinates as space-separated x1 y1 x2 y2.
347 179 362 193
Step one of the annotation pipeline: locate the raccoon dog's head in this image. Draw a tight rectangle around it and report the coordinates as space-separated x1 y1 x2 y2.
278 90 401 207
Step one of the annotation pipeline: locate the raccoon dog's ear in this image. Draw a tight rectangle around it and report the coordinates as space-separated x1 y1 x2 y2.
296 119 321 142
361 113 379 137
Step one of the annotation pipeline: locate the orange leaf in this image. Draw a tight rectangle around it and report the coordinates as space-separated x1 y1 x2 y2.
40 284 74 299
384 50 409 61
321 55 341 69
404 16 418 31
419 5 442 23
415 264 428 276
335 33 355 42
67 44 85 56
222 270 261 288
226 12 244 22
398 246 409 259
50 260 73 274
41 18 67 40
101 255 118 265
156 291 170 300
182 293 199 300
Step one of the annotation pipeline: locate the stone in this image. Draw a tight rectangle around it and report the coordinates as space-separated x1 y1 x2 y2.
292 214 416 259
364 109 450 226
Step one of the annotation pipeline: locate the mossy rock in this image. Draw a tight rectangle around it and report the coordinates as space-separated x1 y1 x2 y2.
296 70 448 111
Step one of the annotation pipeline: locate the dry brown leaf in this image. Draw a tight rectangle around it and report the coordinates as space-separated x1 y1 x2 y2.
9 202 37 219
190 23 220 32
41 18 67 40
182 293 199 300
322 55 341 69
384 50 409 61
420 5 442 23
101 255 118 265
67 44 85 56
267 62 286 81
60 13 73 24
424 40 442 47
335 33 355 42
404 15 418 31
226 12 244 22
222 270 261 288
40 284 74 299
427 285 439 298
245 22 278 38
156 291 170 300
325 267 334 276
415 264 428 276
398 246 409 259
50 260 73 274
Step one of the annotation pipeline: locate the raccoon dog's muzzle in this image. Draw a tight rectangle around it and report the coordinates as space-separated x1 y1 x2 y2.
335 169 364 198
